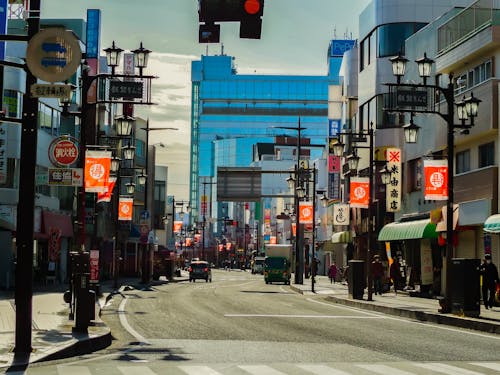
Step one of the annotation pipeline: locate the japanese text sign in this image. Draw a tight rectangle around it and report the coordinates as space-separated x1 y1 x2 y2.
85 150 111 193
299 201 313 224
386 148 402 212
424 159 448 200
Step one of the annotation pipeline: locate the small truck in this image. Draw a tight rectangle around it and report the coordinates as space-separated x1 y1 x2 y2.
264 244 292 284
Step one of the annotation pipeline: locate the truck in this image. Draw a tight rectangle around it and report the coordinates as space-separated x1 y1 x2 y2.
264 244 292 284
251 256 266 274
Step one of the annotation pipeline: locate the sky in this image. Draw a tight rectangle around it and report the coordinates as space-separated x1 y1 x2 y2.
40 0 370 200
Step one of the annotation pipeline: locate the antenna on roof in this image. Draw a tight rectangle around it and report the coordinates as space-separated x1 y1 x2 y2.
333 27 337 39
221 43 225 55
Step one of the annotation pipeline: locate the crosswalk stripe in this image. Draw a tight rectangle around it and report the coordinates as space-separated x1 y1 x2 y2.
414 363 485 375
118 365 158 375
297 364 352 375
356 364 416 375
239 365 288 375
57 366 92 375
469 362 500 371
179 365 223 375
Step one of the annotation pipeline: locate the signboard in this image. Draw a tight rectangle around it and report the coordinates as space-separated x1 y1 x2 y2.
173 220 183 233
333 203 350 226
110 80 143 99
329 173 340 201
84 150 111 193
396 88 428 108
139 224 149 244
26 27 82 83
96 176 116 203
328 119 341 136
350 177 369 208
424 159 448 200
48 227 61 261
48 136 79 166
30 84 73 99
0 0 7 61
86 10 101 59
48 168 83 186
89 250 99 284
329 39 356 57
386 148 402 212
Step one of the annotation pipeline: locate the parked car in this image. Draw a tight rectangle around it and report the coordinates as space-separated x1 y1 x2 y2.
189 260 212 282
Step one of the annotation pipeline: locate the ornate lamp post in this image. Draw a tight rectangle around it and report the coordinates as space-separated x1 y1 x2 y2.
387 52 480 313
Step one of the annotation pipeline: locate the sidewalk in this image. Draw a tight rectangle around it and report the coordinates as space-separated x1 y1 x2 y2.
290 275 500 334
0 280 116 369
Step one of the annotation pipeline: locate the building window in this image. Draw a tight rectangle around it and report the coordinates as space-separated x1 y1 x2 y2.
478 142 494 168
454 59 492 95
407 158 422 192
456 150 470 174
377 22 427 58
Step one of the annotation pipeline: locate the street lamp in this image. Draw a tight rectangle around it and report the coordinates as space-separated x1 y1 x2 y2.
387 52 480 313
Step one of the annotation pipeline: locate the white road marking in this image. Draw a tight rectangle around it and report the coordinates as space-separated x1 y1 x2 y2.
469 362 500 371
57 366 92 375
119 297 150 345
239 365 288 374
179 365 223 375
356 364 416 375
118 365 158 375
224 314 382 319
297 364 352 374
414 363 487 375
306 298 500 340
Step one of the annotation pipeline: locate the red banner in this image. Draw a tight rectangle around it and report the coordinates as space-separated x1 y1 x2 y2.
299 201 313 224
173 221 183 233
90 250 99 283
424 160 448 200
48 227 61 261
85 150 111 193
97 176 117 203
118 197 133 221
350 177 370 208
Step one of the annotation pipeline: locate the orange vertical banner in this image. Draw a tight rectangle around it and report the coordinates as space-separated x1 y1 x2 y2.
424 159 448 200
298 201 313 224
350 177 370 208
118 197 133 221
173 221 183 233
85 150 111 193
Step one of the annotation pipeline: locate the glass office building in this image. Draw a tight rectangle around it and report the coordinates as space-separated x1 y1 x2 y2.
190 40 355 222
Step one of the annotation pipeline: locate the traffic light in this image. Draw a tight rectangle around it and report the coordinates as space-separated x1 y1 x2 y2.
198 0 264 43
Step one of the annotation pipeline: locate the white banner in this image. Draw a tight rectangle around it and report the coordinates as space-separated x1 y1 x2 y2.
386 148 402 212
333 203 350 226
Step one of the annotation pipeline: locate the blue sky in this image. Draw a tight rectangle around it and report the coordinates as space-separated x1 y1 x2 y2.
40 0 370 199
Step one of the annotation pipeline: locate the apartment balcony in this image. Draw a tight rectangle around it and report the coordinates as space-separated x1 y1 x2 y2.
455 165 498 208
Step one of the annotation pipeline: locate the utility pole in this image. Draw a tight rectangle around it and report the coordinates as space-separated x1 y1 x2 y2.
14 0 40 355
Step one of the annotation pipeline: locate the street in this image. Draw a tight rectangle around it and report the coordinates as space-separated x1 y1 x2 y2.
14 269 500 374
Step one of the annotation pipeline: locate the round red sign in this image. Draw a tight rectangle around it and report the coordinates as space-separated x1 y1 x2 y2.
49 137 79 166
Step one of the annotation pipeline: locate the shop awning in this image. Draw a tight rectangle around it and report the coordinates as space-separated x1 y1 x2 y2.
378 219 437 241
331 231 351 243
484 214 500 233
42 211 73 237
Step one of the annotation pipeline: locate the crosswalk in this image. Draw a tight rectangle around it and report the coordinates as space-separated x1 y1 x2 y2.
49 362 500 375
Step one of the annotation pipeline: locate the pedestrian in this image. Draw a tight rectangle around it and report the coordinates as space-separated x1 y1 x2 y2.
390 257 402 295
328 262 338 284
371 255 384 295
479 254 499 309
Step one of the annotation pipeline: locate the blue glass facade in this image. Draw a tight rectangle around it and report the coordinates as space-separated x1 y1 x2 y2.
190 41 354 219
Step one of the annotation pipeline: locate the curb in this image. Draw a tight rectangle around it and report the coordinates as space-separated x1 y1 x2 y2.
326 295 500 335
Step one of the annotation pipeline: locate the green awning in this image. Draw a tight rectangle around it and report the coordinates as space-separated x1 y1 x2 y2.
484 214 500 233
331 231 351 243
378 219 437 241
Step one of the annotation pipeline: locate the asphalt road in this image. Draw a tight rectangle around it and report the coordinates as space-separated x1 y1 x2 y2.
15 269 500 374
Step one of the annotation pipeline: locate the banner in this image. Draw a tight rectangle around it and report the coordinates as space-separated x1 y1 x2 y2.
350 177 369 208
97 176 117 203
48 227 62 261
291 222 297 237
333 203 350 226
118 197 133 221
386 148 402 212
299 201 313 224
173 220 183 233
424 159 448 200
85 150 111 193
89 249 99 283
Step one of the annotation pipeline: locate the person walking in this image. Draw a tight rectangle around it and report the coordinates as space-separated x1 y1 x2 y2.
328 262 338 284
371 255 384 295
390 257 402 295
479 254 499 309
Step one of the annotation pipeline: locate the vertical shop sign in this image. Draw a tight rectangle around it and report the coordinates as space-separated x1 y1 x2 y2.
298 201 313 224
48 227 62 261
89 249 99 283
0 121 6 184
386 148 402 212
333 203 350 226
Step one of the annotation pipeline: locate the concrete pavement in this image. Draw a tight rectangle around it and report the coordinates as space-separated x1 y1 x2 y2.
290 275 500 334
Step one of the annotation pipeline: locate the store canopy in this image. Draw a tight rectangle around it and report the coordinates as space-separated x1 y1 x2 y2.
331 231 351 243
378 219 437 241
484 214 500 233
